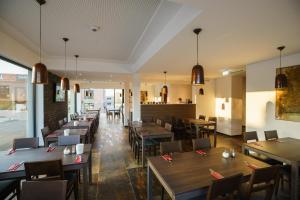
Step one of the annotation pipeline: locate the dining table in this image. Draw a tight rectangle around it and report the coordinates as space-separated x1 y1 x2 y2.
44 128 89 146
0 144 92 200
147 147 269 200
133 122 173 167
185 118 217 147
242 137 300 200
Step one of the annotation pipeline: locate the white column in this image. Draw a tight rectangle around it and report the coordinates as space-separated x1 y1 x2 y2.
124 81 130 126
132 73 141 121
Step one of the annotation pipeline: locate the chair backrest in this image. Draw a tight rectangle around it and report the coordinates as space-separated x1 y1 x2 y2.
243 131 258 143
199 115 206 120
208 117 217 122
156 119 162 126
247 165 280 200
206 173 243 200
24 160 64 181
13 137 39 149
63 117 68 124
41 127 50 138
58 135 80 146
58 120 64 128
192 138 211 151
264 130 278 141
21 180 67 200
160 141 182 155
164 123 172 132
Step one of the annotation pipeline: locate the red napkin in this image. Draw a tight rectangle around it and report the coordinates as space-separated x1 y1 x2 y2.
209 169 224 179
74 155 82 163
244 161 258 169
161 154 172 161
7 148 16 155
196 150 206 155
8 162 24 171
47 147 56 152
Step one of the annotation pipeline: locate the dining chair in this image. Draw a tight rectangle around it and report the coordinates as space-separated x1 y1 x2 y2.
24 160 78 200
264 130 278 141
164 123 172 132
192 138 211 151
21 180 67 200
156 119 162 126
41 126 54 147
0 180 20 200
199 115 206 120
240 165 280 200
58 119 64 128
13 137 39 149
58 135 80 146
160 140 182 155
243 131 258 143
206 173 243 200
203 117 217 137
106 108 113 119
63 117 68 124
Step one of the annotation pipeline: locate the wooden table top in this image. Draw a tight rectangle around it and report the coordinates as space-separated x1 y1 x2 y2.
63 120 93 129
148 147 269 198
243 137 300 164
134 123 172 139
46 128 88 138
185 118 216 126
0 144 91 179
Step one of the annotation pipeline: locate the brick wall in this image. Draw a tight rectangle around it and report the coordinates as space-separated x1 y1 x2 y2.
44 72 68 130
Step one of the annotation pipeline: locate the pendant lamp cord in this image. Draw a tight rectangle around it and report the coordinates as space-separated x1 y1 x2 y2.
279 49 282 74
64 41 67 77
164 72 166 84
39 3 42 62
196 33 199 65
75 56 78 81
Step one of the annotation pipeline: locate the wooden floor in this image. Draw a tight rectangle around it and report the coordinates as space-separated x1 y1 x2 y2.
80 114 290 200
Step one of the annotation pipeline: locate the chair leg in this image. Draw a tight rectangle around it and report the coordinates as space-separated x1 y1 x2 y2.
16 181 21 200
161 186 164 200
74 178 79 200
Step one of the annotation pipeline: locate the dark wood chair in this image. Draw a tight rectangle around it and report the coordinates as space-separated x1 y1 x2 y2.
206 173 243 200
0 180 20 200
21 180 67 200
243 131 258 143
203 117 217 137
58 135 80 146
41 126 55 147
192 138 211 151
240 165 280 200
199 115 206 120
13 137 39 149
58 120 64 128
264 130 278 141
160 140 182 155
24 160 78 200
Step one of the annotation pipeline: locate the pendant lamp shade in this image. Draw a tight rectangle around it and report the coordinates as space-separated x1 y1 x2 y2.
191 28 204 85
73 55 80 93
61 38 70 90
32 0 48 84
199 88 204 95
275 46 287 89
161 71 168 94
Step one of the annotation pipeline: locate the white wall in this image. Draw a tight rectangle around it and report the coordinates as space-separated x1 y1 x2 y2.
246 52 300 140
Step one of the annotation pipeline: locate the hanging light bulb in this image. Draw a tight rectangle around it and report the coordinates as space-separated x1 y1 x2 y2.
61 38 70 90
275 46 287 89
73 55 80 93
32 0 48 84
191 28 204 85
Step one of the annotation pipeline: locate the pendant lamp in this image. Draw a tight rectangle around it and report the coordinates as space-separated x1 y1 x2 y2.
275 46 287 89
61 38 70 90
191 28 204 85
73 55 80 93
32 0 48 84
162 71 168 94
199 88 204 95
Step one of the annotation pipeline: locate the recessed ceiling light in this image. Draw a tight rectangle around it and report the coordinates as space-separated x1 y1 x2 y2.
91 25 100 32
222 70 230 76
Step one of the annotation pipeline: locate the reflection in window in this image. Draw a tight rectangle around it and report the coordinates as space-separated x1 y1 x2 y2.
0 59 33 150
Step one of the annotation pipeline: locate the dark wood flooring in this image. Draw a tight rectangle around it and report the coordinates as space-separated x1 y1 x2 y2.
79 114 290 200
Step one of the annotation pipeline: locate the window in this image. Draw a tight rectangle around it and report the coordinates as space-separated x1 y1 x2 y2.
0 58 33 150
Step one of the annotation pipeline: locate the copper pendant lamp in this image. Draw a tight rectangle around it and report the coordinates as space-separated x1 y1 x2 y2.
199 88 204 95
275 46 287 89
161 71 168 94
32 0 48 84
73 55 80 93
191 28 204 85
61 38 70 90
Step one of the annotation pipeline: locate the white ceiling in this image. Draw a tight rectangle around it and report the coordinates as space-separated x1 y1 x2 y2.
0 0 160 61
140 0 300 78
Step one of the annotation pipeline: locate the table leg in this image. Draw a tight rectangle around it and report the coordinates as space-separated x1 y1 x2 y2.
196 126 199 138
147 164 153 200
142 137 145 167
83 164 89 200
89 151 92 184
213 125 217 147
291 163 299 200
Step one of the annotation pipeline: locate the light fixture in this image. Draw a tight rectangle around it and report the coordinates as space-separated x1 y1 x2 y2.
32 0 48 84
222 70 230 76
199 88 204 95
275 46 287 89
161 71 168 94
73 55 80 93
61 38 70 90
191 28 204 85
